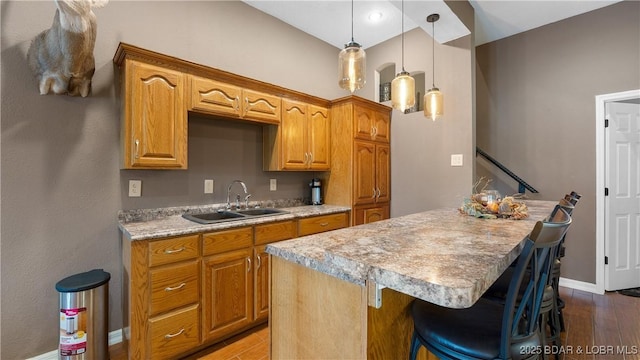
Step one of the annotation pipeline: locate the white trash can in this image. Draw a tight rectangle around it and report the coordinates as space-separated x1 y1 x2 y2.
55 269 110 360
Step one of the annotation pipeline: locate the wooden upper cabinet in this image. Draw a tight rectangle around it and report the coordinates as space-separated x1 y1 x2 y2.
354 105 390 143
123 60 187 169
309 105 331 169
189 76 281 125
242 89 281 124
190 77 242 118
264 99 330 171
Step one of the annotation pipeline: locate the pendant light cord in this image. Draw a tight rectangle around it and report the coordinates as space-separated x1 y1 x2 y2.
351 0 354 42
432 20 435 88
401 0 405 72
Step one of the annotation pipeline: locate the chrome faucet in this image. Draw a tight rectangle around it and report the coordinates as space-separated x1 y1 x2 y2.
227 180 251 210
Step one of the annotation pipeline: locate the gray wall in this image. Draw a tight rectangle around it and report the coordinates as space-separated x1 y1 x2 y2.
1 1 343 358
476 0 640 284
364 1 476 216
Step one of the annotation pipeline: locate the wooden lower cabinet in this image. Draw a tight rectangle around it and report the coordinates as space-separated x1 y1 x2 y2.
354 203 390 225
121 214 346 359
149 304 200 360
202 247 253 341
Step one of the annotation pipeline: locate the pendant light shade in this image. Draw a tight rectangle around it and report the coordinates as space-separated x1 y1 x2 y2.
339 41 366 93
338 0 366 93
391 71 415 112
391 0 414 112
424 13 443 121
425 87 443 121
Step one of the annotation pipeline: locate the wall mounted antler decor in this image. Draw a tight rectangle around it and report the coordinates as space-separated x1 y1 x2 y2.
27 0 108 97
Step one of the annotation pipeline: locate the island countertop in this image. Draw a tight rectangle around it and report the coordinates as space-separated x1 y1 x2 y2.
266 200 557 309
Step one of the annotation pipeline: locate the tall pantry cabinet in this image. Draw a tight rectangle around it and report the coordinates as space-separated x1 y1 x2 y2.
324 96 391 225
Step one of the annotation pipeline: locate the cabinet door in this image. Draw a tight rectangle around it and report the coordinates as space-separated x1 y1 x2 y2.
280 99 309 170
254 245 270 322
309 105 331 170
353 141 376 205
376 144 391 203
126 60 186 169
373 111 390 143
354 105 375 141
189 76 241 118
354 204 390 225
202 248 253 342
242 89 281 124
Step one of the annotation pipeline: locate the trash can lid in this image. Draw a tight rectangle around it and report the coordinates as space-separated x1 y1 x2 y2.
55 269 111 292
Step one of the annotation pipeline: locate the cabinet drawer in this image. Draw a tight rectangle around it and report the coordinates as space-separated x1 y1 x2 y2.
149 304 200 360
149 235 200 267
149 260 199 317
255 221 296 245
298 212 349 236
203 227 253 256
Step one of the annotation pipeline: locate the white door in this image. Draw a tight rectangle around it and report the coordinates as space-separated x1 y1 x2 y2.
605 101 640 291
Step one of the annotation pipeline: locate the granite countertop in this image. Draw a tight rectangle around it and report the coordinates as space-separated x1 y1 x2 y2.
266 200 557 309
119 204 351 241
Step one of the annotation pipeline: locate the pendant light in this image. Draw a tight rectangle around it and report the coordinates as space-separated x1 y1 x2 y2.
338 0 366 93
391 0 415 112
424 13 444 121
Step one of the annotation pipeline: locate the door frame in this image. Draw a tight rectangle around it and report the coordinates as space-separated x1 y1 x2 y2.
595 89 640 294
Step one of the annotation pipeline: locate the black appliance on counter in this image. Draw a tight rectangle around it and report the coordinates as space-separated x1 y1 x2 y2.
309 178 322 205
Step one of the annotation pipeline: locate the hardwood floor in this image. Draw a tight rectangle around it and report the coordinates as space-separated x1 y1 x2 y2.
109 288 639 360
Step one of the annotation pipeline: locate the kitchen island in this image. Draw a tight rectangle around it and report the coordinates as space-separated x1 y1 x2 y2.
266 200 557 359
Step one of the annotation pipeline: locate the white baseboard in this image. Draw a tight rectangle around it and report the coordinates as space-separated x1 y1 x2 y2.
559 277 602 294
28 329 122 360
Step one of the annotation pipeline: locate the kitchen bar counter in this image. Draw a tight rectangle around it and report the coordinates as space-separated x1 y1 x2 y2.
118 204 350 241
266 200 557 359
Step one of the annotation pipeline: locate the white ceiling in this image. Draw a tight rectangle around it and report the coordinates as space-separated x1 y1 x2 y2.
242 0 623 48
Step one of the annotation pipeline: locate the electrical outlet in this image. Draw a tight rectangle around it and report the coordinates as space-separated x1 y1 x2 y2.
451 154 463 167
204 179 214 194
128 180 142 197
270 178 277 191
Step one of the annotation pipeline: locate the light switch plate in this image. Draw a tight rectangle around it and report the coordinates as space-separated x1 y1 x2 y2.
451 154 463 167
270 178 277 191
128 180 142 197
204 179 214 194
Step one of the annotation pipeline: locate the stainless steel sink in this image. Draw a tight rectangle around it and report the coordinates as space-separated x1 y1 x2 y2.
182 208 288 224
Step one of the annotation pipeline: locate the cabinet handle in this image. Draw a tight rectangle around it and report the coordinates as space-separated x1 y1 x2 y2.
164 328 185 339
134 139 140 159
309 152 313 165
372 126 377 138
372 188 377 199
164 247 185 254
376 188 381 199
256 254 262 269
319 222 329 227
165 283 186 292
234 96 240 111
247 257 252 272
304 152 309 164
245 97 250 114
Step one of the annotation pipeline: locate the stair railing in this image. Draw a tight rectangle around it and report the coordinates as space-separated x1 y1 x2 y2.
476 147 539 194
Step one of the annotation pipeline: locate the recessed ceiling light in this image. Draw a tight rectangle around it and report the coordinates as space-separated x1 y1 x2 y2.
368 12 383 22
